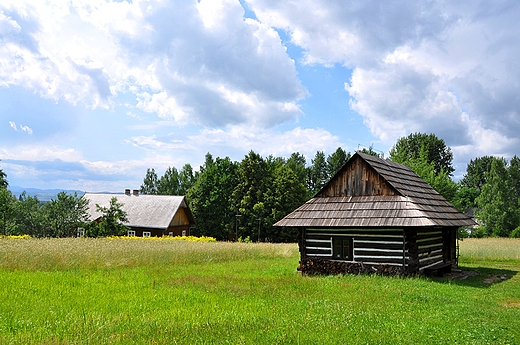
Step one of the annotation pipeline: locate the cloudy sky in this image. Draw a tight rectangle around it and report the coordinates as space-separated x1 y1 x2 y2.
1 0 519 192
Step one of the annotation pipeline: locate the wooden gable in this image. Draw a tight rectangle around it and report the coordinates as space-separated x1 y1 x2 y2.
317 154 398 197
170 207 191 227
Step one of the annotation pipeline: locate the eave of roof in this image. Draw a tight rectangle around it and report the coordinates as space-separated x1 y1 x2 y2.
274 196 475 228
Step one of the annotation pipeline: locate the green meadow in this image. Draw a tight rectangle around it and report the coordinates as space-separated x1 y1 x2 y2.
0 238 519 344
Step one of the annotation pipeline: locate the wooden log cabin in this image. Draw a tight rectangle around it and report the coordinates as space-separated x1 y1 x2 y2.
84 190 196 237
275 152 475 275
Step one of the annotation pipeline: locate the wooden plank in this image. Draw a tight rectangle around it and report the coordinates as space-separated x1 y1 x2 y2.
352 242 404 250
354 257 408 264
418 249 443 258
354 249 405 256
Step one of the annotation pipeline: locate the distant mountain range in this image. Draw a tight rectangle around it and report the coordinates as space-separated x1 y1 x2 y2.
9 186 85 202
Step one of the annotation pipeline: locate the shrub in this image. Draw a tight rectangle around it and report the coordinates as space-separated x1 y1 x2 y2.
511 226 520 238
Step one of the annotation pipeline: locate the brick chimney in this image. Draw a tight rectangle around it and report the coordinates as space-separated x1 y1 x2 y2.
133 189 139 196
125 189 131 195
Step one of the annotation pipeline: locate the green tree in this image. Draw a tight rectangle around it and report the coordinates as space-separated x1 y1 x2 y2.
0 162 7 189
509 155 520 206
87 197 129 237
460 156 497 192
157 167 180 195
231 151 269 240
0 188 16 235
200 152 214 174
452 185 480 213
326 147 350 178
43 192 89 237
389 133 454 175
394 145 458 203
307 151 327 194
263 164 307 242
140 168 159 195
187 156 239 240
476 158 519 237
359 145 384 158
13 192 45 237
286 152 307 187
178 164 196 195
457 156 503 212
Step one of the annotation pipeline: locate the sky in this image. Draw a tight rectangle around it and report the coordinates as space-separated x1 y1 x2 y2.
1 0 519 192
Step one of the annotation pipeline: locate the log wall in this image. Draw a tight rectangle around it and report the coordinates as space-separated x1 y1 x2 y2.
304 228 408 270
302 227 452 275
416 229 444 271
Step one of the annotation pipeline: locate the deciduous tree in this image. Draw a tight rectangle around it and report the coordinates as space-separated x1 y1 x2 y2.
389 133 454 175
263 165 307 242
187 157 238 240
43 192 89 237
231 151 269 240
178 164 196 195
157 167 180 195
0 163 7 189
0 188 16 235
13 192 45 237
88 197 129 237
460 156 497 192
393 145 458 203
476 158 519 237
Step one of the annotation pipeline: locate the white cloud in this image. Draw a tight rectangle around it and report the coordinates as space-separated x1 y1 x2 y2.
188 125 342 159
126 124 342 165
0 0 305 128
136 91 188 123
8 121 33 134
20 125 32 134
0 145 80 161
248 0 520 160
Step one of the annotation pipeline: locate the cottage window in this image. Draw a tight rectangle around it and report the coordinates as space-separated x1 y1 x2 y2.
128 230 135 237
143 231 151 237
182 230 187 237
168 232 174 237
332 237 353 260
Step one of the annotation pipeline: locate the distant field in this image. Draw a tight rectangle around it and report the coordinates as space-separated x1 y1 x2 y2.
0 237 518 344
459 237 520 263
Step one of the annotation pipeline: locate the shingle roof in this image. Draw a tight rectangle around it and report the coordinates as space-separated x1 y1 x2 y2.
275 152 475 228
84 193 194 229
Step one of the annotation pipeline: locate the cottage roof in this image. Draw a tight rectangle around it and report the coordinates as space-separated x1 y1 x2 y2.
275 152 475 228
84 193 195 230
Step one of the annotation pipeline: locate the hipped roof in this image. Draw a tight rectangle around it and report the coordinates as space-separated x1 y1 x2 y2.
275 152 475 228
84 193 195 230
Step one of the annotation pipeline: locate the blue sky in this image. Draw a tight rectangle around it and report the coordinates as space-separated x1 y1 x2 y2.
1 0 519 192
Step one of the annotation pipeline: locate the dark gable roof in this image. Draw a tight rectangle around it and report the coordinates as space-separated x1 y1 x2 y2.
275 152 475 228
84 193 195 230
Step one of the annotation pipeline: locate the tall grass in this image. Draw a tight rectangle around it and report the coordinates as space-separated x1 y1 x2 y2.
0 237 518 344
0 237 297 271
459 237 520 264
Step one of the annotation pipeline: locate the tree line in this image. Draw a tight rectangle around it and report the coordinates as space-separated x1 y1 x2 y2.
0 176 129 238
1 133 519 240
139 147 352 242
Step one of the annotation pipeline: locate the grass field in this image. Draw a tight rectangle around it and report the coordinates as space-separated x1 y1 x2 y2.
0 237 519 344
